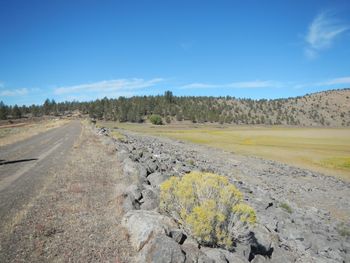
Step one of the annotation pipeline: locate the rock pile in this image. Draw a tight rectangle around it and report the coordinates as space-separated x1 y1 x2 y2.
96 127 350 262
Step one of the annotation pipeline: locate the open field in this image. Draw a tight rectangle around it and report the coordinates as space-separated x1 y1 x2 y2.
0 119 70 147
99 121 350 180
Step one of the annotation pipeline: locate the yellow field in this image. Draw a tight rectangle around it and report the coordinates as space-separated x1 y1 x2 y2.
99 121 350 181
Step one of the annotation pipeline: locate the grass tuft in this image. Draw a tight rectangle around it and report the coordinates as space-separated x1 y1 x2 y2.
337 223 350 237
280 202 292 213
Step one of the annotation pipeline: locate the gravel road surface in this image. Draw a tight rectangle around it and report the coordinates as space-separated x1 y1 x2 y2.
0 121 81 225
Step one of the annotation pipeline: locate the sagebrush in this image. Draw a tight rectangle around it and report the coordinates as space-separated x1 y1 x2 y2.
160 171 256 249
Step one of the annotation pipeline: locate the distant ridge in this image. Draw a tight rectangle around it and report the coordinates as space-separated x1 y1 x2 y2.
1 88 349 127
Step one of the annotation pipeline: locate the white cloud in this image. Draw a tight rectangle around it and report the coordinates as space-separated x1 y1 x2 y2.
293 76 350 89
305 11 349 58
54 78 164 95
181 83 218 89
227 80 280 88
181 80 281 89
0 88 28 97
317 76 350 86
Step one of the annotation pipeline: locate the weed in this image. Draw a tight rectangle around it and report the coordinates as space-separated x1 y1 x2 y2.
337 223 350 237
187 159 195 166
280 202 292 213
110 130 126 141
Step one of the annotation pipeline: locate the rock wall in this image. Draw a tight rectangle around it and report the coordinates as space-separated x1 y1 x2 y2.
96 126 349 263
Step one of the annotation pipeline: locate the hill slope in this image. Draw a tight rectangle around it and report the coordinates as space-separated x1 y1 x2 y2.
1 88 350 127
87 88 350 127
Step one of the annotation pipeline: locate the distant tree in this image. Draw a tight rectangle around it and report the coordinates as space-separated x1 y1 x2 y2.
164 90 174 104
31 104 41 117
43 99 51 115
149 114 163 125
12 104 22 119
0 101 8 120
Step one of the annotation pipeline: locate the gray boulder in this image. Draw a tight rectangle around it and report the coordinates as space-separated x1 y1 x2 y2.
137 235 186 263
181 243 214 263
251 255 267 263
122 194 140 212
123 158 139 177
139 165 148 178
148 172 171 187
146 159 160 174
201 247 247 263
269 246 296 263
121 210 176 251
140 187 159 210
126 184 142 201
249 225 274 259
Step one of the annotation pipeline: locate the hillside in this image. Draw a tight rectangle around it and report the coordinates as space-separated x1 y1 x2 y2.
1 88 350 127
84 88 350 127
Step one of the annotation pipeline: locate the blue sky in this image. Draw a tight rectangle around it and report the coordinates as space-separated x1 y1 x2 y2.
1 0 350 105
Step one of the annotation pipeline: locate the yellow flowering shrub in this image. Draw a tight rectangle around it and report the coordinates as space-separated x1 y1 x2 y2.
160 171 256 249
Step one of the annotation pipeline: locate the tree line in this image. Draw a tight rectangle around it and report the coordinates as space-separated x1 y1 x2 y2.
1 90 348 126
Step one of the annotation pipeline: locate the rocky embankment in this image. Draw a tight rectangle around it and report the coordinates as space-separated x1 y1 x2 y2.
96 127 350 263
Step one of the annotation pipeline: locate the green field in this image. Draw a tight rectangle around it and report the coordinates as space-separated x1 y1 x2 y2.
99 121 350 181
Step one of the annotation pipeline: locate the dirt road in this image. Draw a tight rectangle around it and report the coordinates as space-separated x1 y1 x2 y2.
0 121 81 224
0 121 133 262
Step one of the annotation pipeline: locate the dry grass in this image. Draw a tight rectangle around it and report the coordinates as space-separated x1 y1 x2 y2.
101 121 350 180
0 119 70 147
110 130 126 141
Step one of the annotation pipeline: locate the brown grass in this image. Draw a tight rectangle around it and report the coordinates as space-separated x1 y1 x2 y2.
0 119 70 147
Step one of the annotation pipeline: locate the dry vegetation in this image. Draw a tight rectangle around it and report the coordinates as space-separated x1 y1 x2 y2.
0 119 69 147
102 121 350 180
160 171 256 249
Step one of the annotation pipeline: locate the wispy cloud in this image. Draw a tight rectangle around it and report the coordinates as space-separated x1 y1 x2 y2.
54 78 164 95
305 10 349 59
0 88 28 97
181 80 281 89
181 83 218 89
293 76 350 89
317 76 350 86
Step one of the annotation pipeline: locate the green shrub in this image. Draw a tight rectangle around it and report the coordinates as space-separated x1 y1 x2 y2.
280 202 292 213
187 159 195 166
160 171 256 249
149 114 163 125
337 223 350 237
